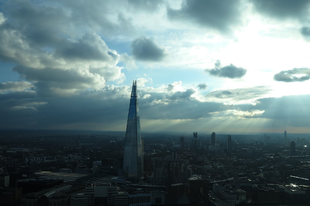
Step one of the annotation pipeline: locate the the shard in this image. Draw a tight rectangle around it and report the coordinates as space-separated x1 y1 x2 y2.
123 80 143 182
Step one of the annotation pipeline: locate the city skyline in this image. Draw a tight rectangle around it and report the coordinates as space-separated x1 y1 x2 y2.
1 1 310 133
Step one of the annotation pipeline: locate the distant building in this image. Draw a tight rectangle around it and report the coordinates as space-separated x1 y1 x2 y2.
123 81 144 183
171 150 177 160
290 141 296 155
179 136 184 149
211 132 216 146
227 135 232 154
192 132 198 151
152 158 189 185
284 130 287 139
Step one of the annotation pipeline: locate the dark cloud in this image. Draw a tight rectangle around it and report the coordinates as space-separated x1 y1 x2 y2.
167 0 242 33
166 89 195 101
0 91 41 128
274 68 310 82
167 84 174 91
0 85 226 129
0 0 127 69
0 85 130 129
0 1 124 98
4 1 68 47
12 66 108 96
198 83 207 90
54 0 135 36
251 0 310 20
222 91 233 95
56 33 115 61
300 27 310 39
131 36 167 61
0 11 122 88
0 91 36 102
208 90 233 99
206 60 247 79
207 86 271 102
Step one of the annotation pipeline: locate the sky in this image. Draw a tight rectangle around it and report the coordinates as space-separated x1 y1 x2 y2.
1 0 310 134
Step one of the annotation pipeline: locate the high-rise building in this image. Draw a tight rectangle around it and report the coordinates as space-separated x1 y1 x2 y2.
123 81 144 182
284 130 287 139
290 141 296 155
193 132 198 150
227 135 232 154
179 136 184 149
211 132 216 146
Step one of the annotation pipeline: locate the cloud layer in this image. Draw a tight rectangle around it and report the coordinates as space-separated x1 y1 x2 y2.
274 68 310 82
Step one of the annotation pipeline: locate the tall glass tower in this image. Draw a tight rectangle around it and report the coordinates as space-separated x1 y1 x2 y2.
123 80 143 182
211 132 216 146
227 135 232 154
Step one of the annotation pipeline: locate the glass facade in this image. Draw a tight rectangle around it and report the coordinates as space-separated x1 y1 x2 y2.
123 81 143 182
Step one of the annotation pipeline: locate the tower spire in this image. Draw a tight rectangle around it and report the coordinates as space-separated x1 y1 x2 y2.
123 80 143 182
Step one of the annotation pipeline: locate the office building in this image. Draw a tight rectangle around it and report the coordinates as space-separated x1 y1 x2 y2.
123 81 144 183
290 141 296 155
193 132 198 150
227 135 232 154
211 132 216 146
179 136 184 149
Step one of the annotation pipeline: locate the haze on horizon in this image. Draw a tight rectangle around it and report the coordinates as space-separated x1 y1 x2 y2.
1 0 310 134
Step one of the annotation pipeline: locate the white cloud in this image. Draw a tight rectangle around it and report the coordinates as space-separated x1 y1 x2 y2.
137 77 152 87
0 12 5 25
120 53 137 69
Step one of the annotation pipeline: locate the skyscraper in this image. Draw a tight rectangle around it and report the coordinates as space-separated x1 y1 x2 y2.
123 81 143 182
290 141 296 155
227 135 232 154
211 132 216 146
180 136 184 149
193 132 198 150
